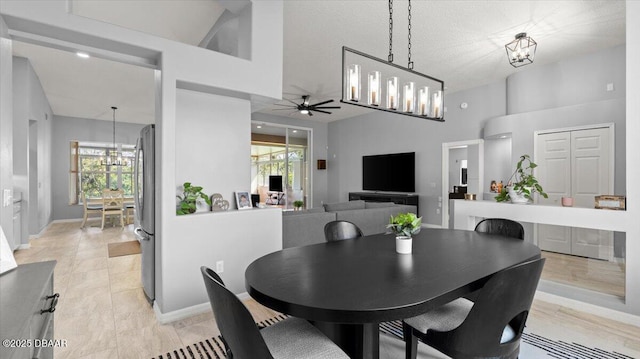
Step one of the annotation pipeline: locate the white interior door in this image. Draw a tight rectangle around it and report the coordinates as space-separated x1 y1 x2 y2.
536 131 572 253
570 128 613 259
535 126 613 259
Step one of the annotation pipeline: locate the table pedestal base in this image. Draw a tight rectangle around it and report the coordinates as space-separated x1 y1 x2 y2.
311 321 380 359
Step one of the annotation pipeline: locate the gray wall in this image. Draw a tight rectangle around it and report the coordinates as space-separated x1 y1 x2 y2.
251 112 329 208
51 115 145 220
12 56 53 240
328 81 507 225
328 44 626 226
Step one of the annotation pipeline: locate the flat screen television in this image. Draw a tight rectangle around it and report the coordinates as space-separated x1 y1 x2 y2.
363 152 415 192
268 175 283 192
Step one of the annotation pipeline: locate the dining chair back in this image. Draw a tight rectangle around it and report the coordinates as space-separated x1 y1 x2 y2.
102 189 125 229
80 193 103 228
403 257 545 359
474 218 525 240
324 220 363 242
201 266 275 358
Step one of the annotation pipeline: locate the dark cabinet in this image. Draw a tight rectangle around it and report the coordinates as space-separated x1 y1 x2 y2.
349 192 419 215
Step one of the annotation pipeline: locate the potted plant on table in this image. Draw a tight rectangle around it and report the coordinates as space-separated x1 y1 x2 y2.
387 212 422 254
176 182 212 215
293 200 304 211
495 154 548 204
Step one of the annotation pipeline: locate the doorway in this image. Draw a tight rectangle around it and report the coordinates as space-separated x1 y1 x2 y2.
251 122 312 210
441 139 484 228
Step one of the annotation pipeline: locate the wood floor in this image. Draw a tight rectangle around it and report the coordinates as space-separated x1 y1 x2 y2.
541 250 625 297
12 222 640 358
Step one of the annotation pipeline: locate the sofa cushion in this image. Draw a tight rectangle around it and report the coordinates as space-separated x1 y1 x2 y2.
323 200 365 212
283 207 326 216
282 211 337 248
335 204 416 236
364 201 396 209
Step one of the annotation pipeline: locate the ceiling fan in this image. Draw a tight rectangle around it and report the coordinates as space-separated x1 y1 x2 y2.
273 95 341 116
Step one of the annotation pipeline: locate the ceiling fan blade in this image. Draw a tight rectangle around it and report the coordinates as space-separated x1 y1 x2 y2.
310 99 334 107
274 103 295 107
312 109 332 114
285 98 300 106
312 106 341 109
272 108 296 111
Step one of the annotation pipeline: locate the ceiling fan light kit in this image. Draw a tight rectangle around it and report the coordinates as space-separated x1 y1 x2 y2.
341 0 445 122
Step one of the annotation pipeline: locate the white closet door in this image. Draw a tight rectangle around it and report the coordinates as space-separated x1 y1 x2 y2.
570 128 613 260
536 132 572 254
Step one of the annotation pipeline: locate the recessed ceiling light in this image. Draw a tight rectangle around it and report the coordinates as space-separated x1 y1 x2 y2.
257 125 262 129
292 130 297 133
76 52 90 59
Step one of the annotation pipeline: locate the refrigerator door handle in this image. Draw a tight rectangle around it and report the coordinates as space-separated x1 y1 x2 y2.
134 136 143 224
135 227 151 241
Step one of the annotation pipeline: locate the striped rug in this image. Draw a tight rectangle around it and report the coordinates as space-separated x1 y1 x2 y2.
152 316 633 359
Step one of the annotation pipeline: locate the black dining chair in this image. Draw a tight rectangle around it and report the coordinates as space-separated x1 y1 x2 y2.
324 220 363 242
402 257 545 359
200 266 349 359
474 218 525 240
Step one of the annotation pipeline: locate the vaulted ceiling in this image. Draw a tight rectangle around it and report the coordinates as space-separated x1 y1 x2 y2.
11 0 626 124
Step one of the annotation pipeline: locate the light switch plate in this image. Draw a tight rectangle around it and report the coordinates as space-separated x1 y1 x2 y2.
3 189 11 207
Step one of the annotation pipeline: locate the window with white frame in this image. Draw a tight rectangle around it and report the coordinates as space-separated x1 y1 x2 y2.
69 141 135 204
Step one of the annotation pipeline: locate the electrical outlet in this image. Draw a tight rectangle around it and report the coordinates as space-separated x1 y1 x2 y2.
436 208 441 215
606 83 614 92
216 261 224 273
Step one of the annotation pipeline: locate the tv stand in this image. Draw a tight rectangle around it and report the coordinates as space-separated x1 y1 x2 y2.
349 192 419 215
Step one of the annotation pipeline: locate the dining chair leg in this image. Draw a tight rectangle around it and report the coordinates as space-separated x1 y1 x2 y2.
403 321 418 359
81 213 87 229
120 212 124 228
101 212 106 230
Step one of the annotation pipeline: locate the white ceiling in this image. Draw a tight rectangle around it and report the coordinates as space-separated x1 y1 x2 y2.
10 0 626 125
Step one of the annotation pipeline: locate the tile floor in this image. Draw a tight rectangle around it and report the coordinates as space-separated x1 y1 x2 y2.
12 222 640 358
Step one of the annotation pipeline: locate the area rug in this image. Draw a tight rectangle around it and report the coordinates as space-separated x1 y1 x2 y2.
107 240 141 258
152 316 633 359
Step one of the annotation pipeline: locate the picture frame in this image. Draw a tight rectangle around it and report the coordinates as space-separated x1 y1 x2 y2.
594 195 626 210
235 191 252 210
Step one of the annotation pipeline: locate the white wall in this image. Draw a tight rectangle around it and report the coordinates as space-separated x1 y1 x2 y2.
625 0 640 316
0 15 13 243
0 0 284 318
12 56 53 238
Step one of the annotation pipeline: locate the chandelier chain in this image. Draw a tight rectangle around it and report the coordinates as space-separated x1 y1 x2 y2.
388 0 393 62
407 0 413 69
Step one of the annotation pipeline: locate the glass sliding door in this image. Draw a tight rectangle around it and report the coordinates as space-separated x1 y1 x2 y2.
251 123 311 210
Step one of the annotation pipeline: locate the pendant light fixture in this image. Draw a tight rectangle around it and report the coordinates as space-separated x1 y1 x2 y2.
101 106 128 167
341 0 444 121
505 32 537 68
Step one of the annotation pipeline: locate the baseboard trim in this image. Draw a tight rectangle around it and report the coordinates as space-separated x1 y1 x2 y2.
29 221 54 239
16 244 30 250
423 223 442 229
535 290 640 328
52 218 83 223
153 292 251 324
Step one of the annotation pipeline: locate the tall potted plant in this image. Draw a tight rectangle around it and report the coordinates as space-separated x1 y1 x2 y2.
176 182 212 215
495 154 548 204
387 212 422 254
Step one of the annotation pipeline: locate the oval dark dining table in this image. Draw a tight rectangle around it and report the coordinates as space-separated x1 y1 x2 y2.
245 228 541 359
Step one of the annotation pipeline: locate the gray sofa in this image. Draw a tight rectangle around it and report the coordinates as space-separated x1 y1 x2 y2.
282 200 417 248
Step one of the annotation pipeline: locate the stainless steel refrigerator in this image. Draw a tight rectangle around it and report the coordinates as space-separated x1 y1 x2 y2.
134 124 155 304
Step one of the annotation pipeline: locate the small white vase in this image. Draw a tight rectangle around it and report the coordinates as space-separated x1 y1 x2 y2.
508 187 532 204
396 236 413 254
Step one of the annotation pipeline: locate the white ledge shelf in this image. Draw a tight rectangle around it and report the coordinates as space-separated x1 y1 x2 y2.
451 199 628 232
